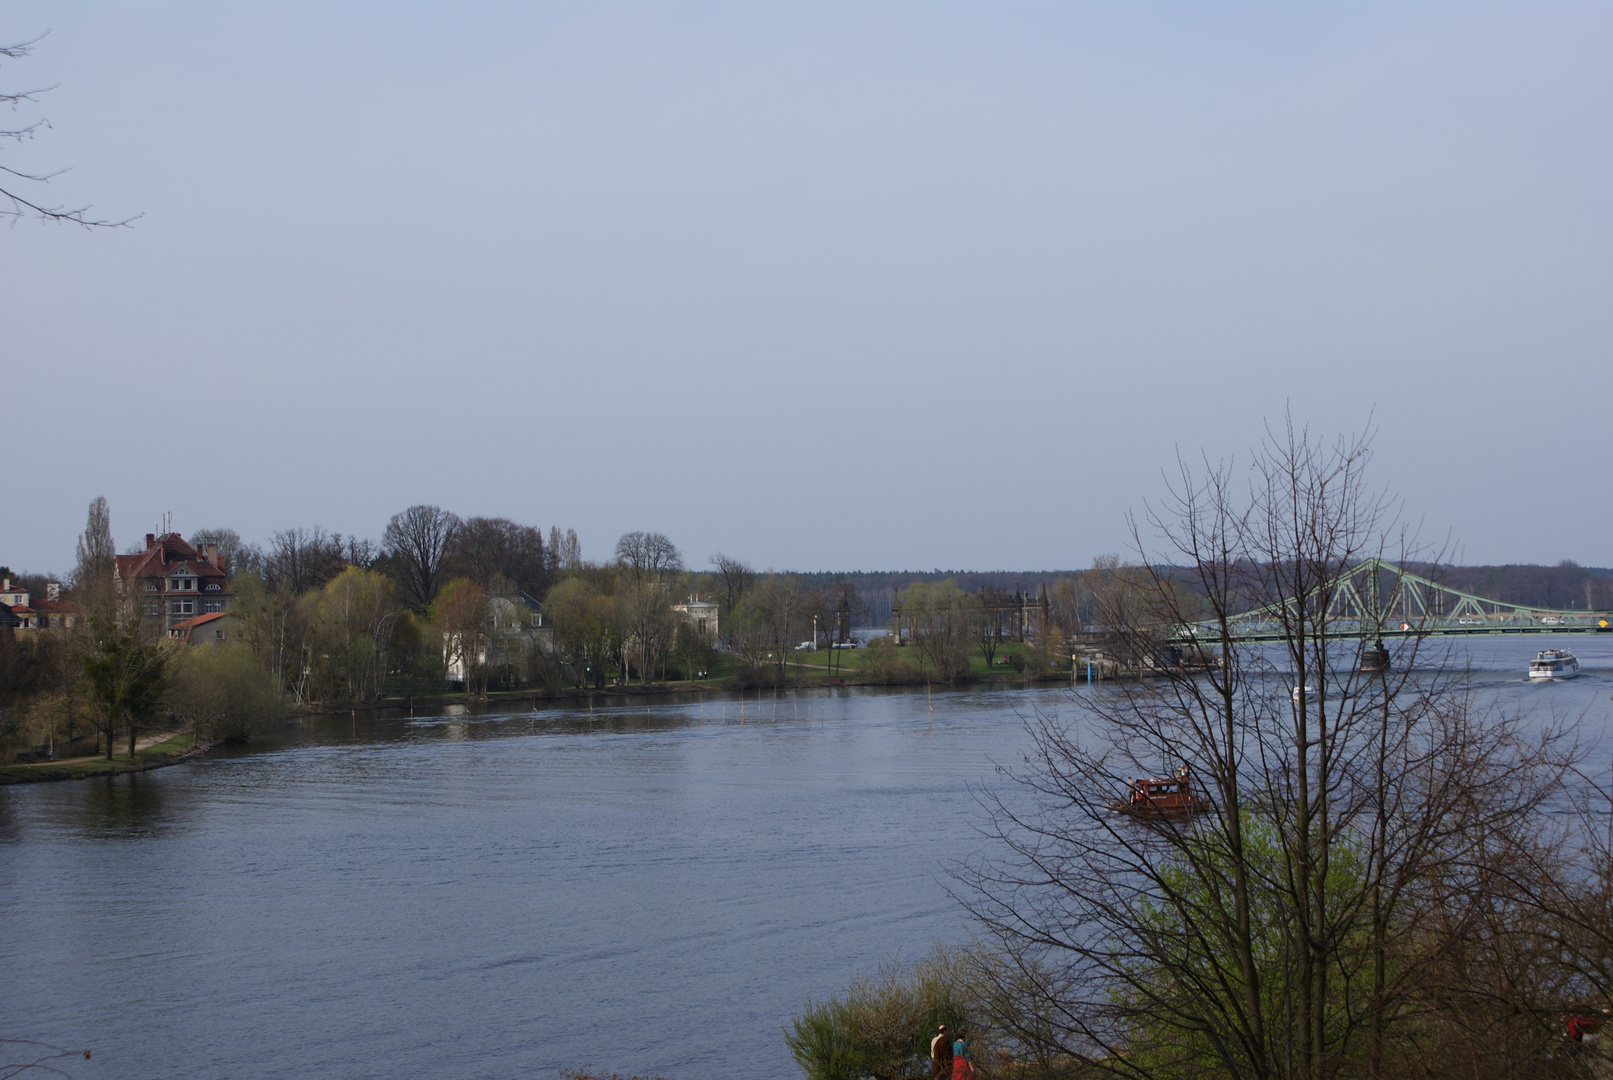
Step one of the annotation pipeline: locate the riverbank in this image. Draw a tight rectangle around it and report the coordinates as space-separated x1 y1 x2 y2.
292 650 1075 716
0 731 217 785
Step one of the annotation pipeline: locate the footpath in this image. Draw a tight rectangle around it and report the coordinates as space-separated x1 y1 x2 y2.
0 730 214 785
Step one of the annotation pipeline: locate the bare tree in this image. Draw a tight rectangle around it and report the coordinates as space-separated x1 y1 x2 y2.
71 496 114 587
711 552 756 634
188 527 249 572
975 585 1011 668
262 527 346 595
445 517 547 596
728 574 808 684
962 417 1579 1080
613 532 682 683
383 505 460 612
2 33 136 227
547 527 581 572
615 531 683 589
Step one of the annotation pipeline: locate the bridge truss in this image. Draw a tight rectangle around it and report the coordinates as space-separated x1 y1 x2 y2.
1186 558 1613 642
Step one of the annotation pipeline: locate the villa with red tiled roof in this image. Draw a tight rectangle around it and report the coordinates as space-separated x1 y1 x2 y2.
115 532 231 639
0 578 76 630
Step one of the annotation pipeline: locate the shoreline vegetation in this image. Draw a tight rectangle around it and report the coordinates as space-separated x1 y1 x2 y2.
0 664 1070 785
6 505 1103 783
0 730 215 784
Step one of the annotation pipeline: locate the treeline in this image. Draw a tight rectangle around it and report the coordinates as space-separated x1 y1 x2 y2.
1429 560 1613 611
11 501 1101 762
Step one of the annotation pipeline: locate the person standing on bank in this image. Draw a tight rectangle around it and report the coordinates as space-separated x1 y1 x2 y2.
930 1025 953 1078
951 1032 974 1080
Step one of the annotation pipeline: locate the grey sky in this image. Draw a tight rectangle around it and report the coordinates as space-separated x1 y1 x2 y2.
4 2 1610 575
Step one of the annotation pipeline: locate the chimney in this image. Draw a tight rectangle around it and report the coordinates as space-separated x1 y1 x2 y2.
207 543 220 567
146 533 156 548
47 583 61 602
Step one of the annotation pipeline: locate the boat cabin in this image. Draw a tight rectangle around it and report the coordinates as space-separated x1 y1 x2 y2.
1114 766 1214 818
1528 649 1580 680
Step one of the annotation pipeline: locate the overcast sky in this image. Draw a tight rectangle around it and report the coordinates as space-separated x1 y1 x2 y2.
3 2 1610 575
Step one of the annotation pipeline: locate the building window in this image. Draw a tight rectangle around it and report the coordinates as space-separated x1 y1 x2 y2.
204 600 223 613
170 599 194 615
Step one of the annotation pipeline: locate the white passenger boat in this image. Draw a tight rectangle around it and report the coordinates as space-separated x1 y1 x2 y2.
1527 649 1580 680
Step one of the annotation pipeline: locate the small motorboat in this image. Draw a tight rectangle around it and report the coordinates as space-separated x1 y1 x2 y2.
1291 684 1320 704
1110 765 1214 820
1528 649 1580 680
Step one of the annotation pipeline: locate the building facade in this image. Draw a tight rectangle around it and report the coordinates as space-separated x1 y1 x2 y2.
0 578 75 630
114 533 232 640
672 596 719 638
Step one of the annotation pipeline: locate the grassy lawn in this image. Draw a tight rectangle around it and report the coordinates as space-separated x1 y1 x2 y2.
0 731 198 783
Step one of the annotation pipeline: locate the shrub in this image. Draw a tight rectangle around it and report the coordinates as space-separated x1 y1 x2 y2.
788 948 988 1080
862 638 918 685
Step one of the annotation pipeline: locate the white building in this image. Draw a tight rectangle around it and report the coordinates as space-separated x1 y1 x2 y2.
672 595 719 638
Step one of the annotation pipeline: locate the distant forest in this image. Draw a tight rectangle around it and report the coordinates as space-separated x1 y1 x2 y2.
1422 561 1613 611
790 563 1613 627
789 571 1076 626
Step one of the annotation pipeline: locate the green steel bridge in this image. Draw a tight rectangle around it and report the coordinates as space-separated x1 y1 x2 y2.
1181 558 1613 643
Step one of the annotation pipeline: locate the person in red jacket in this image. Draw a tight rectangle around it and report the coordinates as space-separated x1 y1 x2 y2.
1565 1006 1609 1054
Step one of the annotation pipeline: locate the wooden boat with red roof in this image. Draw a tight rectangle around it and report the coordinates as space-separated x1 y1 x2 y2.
1110 765 1214 819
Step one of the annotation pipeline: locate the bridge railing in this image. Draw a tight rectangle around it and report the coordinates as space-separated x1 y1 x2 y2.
1177 558 1613 641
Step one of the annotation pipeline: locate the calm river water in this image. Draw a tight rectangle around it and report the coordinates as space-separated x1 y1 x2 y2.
4 636 1611 1080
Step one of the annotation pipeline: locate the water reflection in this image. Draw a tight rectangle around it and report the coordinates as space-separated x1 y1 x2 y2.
69 773 174 840
0 640 1609 1080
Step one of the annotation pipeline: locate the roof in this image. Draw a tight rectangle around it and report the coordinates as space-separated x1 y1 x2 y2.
170 611 231 631
488 590 544 613
115 533 228 586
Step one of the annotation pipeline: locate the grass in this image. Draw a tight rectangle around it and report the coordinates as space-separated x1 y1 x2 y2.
0 731 198 784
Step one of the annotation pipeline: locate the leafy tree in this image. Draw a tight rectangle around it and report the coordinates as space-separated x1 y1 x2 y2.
546 575 622 689
300 567 397 704
728 574 808 685
82 624 168 759
433 577 489 696
896 580 979 683
164 644 283 743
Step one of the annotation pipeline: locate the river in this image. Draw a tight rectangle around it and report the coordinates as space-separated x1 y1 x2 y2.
3 636 1610 1080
